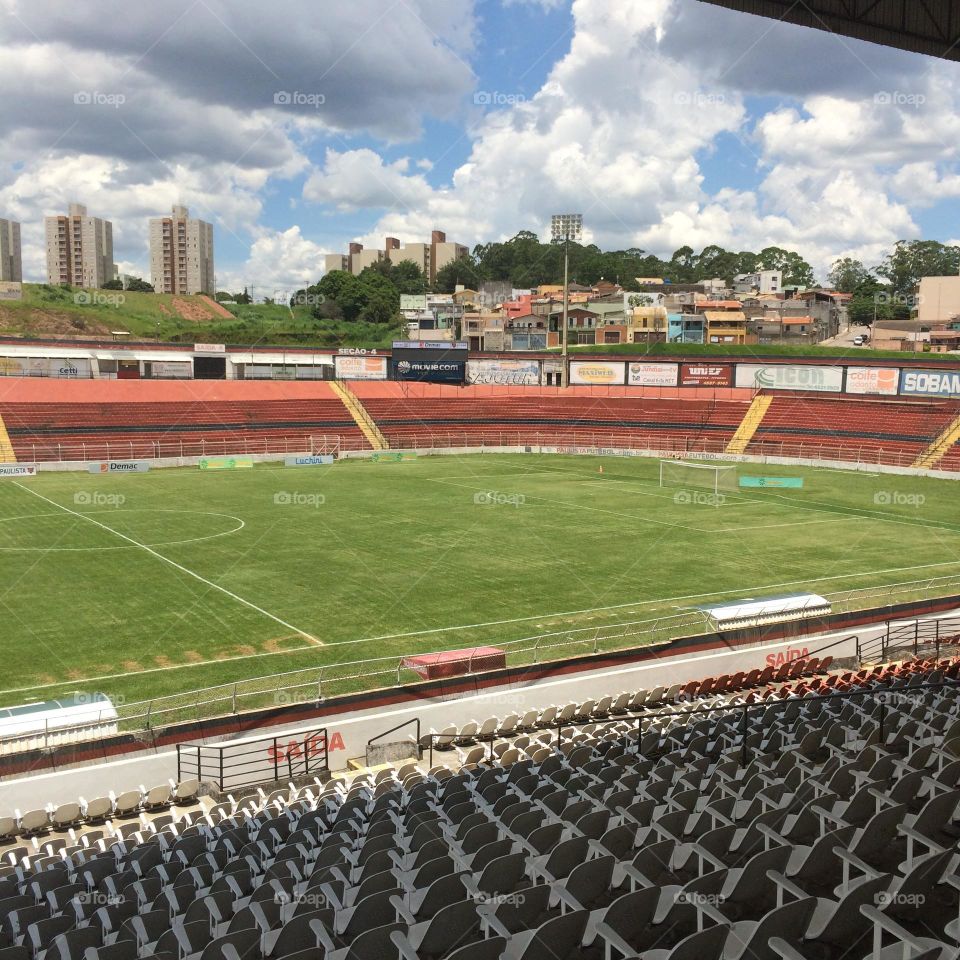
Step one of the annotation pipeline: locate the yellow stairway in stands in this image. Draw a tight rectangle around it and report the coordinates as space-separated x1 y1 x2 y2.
0 412 17 463
330 381 389 451
913 412 960 469
726 393 774 454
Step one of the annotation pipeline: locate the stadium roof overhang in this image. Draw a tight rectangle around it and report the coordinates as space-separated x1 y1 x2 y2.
700 592 832 630
696 0 960 61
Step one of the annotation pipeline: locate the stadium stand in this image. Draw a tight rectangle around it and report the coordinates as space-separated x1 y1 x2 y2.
0 382 370 461
2 378 960 471
3 653 960 959
350 383 753 452
745 395 960 464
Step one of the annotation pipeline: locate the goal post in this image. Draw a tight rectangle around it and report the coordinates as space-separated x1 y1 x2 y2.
659 460 738 497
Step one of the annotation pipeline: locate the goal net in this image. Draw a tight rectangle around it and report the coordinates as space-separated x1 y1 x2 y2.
659 460 738 496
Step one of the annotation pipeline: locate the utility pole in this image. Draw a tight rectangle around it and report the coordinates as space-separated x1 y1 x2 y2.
551 214 582 387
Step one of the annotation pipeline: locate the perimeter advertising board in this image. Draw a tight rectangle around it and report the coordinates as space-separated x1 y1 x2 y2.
199 457 254 470
335 356 387 380
679 363 733 387
87 461 151 474
391 342 467 384
736 364 843 393
467 359 540 386
899 369 960 398
0 465 36 477
628 362 679 387
569 361 625 386
845 367 900 396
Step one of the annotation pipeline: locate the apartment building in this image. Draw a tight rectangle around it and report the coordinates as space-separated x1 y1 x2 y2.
45 203 115 288
149 205 215 295
326 229 468 284
0 219 22 282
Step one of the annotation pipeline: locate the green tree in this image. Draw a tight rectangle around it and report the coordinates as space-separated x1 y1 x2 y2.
877 240 960 295
757 247 816 288
101 279 124 290
828 258 871 293
435 255 483 293
316 270 355 303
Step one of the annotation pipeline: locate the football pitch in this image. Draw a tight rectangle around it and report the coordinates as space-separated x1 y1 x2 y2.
0 453 959 711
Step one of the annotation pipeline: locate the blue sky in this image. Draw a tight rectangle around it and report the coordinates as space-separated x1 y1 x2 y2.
2 0 960 291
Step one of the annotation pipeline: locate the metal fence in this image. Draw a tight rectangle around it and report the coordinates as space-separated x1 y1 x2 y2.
18 429 953 472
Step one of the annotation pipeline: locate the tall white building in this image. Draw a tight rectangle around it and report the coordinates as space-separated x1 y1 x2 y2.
45 203 115 288
0 219 22 282
149 205 215 295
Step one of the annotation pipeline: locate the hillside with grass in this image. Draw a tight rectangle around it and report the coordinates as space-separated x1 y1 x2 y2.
0 284 403 348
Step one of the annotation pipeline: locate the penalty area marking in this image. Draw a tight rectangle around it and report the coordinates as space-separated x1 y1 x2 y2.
11 482 324 647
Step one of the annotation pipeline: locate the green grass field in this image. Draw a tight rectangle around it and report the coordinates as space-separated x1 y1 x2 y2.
1 454 959 715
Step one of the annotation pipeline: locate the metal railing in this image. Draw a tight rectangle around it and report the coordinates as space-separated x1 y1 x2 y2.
3 579 960 758
176 727 328 791
858 616 960 664
13 428 958 472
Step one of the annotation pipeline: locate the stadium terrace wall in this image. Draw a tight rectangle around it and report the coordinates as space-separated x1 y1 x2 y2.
2 591 959 786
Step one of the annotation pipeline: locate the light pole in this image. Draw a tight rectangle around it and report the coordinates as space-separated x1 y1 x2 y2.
551 214 582 387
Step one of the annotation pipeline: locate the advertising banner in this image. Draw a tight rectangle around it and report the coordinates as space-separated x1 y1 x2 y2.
392 343 467 384
736 364 843 393
285 455 335 467
680 363 733 387
467 359 540 386
399 295 427 312
199 457 254 470
87 461 151 474
899 369 960 398
371 452 417 462
628 362 679 387
392 358 465 384
845 367 900 396
335 356 388 381
149 361 192 379
0 464 36 477
0 357 91 378
569 361 626 386
739 476 805 489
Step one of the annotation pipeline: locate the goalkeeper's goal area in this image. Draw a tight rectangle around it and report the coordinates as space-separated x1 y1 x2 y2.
659 460 739 496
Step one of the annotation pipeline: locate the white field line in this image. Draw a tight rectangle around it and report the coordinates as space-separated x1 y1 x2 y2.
5 557 960 697
12 482 324 647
